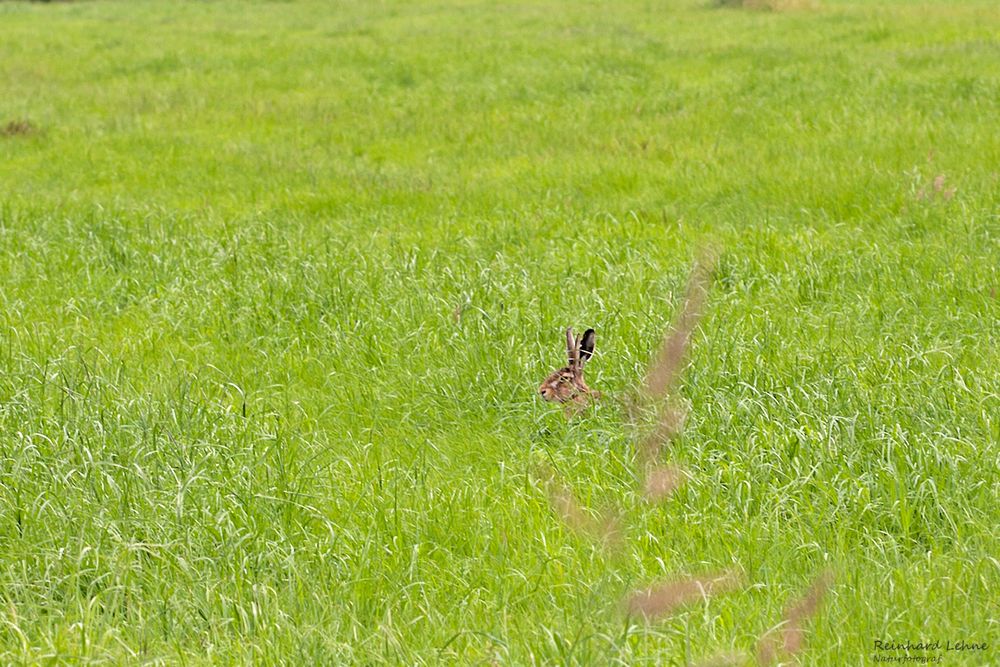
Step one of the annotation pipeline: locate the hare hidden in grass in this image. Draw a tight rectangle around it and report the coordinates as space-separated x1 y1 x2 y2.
539 327 600 404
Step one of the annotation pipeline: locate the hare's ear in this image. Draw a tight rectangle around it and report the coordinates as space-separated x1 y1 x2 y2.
565 327 578 366
578 328 596 364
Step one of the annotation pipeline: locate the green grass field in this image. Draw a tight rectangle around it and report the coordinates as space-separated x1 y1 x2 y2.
1 0 998 663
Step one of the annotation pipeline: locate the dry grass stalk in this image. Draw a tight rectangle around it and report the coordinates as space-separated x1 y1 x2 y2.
932 174 956 199
755 636 778 667
621 392 644 428
626 570 742 620
781 571 833 654
642 464 688 502
756 571 833 665
637 399 689 464
636 251 714 487
545 474 622 547
641 252 716 401
917 173 956 201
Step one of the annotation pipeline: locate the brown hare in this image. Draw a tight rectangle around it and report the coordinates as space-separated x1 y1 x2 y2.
539 327 600 404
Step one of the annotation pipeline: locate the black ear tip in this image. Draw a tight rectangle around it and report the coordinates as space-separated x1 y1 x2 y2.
579 328 596 359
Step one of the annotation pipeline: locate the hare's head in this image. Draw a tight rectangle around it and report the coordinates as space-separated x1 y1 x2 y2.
539 327 598 403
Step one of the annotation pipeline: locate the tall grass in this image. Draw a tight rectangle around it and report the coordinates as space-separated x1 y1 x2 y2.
0 0 997 663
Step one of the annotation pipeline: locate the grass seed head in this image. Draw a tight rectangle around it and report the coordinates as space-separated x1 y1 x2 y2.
756 571 834 664
545 474 623 548
625 570 742 621
638 399 689 464
641 251 716 400
642 464 688 503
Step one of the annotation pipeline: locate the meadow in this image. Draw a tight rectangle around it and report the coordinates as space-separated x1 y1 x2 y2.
0 0 998 663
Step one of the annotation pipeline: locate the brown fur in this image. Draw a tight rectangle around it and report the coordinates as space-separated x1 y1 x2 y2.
539 327 600 404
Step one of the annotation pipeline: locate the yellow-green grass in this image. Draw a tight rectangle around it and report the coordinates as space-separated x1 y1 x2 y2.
0 0 997 663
